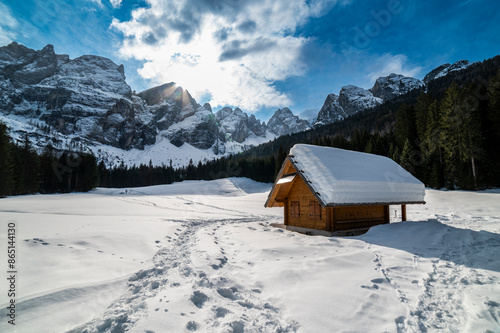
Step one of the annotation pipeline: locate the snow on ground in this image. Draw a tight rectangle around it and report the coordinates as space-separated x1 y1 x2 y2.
0 179 499 332
91 136 218 169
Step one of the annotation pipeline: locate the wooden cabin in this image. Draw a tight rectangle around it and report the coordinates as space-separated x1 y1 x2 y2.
265 144 426 236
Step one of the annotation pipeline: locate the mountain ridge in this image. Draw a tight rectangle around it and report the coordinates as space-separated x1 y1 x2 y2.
313 61 474 126
0 42 309 167
0 41 481 168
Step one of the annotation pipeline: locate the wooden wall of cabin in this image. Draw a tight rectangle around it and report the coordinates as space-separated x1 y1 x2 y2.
284 176 391 232
331 205 389 231
286 177 328 231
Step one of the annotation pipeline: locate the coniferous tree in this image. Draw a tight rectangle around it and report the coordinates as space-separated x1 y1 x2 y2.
275 144 287 176
395 104 417 149
415 93 435 143
399 139 414 173
0 122 13 196
458 84 483 189
39 144 60 193
11 133 40 194
439 83 462 188
486 71 500 186
78 154 99 191
421 99 445 187
186 159 196 179
428 152 445 189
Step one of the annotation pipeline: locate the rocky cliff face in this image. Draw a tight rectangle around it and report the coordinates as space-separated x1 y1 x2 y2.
315 85 383 126
266 107 310 137
423 60 474 84
370 73 424 100
314 59 478 127
136 83 217 150
215 107 267 143
315 93 344 125
315 72 428 126
215 106 309 144
0 43 312 159
0 43 225 152
339 85 383 116
0 42 157 149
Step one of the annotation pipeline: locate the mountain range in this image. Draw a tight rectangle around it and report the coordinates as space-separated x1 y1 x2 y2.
0 42 475 167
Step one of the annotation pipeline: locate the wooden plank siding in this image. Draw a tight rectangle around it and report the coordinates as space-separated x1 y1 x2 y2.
332 205 389 231
284 198 289 226
282 171 392 233
286 176 328 231
326 207 333 232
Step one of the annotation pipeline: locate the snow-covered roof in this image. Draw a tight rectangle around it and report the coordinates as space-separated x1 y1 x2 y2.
267 144 425 207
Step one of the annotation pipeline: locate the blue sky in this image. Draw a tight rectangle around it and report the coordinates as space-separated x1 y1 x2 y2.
1 0 499 121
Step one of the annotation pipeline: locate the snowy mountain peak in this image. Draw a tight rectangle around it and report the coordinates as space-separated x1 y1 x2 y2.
215 106 235 120
138 82 195 108
215 106 266 144
315 93 343 126
272 106 293 117
338 85 382 115
370 73 424 100
315 71 427 126
314 57 480 127
267 107 310 137
203 102 212 112
0 41 311 167
423 60 475 83
0 42 40 69
1 42 60 86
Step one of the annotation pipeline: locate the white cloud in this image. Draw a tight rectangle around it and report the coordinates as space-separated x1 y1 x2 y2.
111 0 337 112
366 53 422 83
0 3 19 45
109 0 122 8
86 0 104 8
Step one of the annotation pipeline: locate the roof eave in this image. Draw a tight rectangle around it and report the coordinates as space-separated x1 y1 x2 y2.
264 157 295 207
325 201 426 207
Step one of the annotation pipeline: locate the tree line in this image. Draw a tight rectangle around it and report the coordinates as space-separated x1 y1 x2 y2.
0 124 99 197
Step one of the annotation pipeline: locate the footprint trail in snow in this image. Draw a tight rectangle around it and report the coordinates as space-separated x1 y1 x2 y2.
69 217 299 333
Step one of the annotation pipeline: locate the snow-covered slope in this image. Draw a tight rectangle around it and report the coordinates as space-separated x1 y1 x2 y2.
0 179 498 332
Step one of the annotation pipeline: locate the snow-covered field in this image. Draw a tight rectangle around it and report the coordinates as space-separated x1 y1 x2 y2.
0 178 499 332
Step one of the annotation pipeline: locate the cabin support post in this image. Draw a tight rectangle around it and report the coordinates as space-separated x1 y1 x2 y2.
326 207 333 232
284 198 289 226
401 204 407 221
384 205 390 224
331 207 337 232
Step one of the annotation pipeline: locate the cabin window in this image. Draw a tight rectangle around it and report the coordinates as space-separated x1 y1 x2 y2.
290 201 300 218
309 201 322 220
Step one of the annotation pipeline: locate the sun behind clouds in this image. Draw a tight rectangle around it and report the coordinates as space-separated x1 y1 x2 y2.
110 0 326 111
